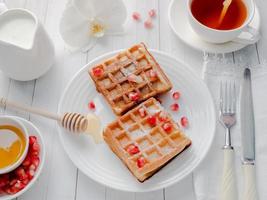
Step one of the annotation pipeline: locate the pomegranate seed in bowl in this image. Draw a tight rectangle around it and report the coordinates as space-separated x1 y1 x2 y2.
0 135 41 195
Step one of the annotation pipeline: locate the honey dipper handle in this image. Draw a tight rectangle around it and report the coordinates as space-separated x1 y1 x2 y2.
0 97 61 121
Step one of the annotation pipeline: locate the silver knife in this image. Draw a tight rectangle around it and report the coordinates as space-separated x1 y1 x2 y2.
240 68 258 200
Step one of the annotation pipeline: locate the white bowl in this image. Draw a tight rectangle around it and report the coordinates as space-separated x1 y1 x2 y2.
0 116 46 200
0 116 29 174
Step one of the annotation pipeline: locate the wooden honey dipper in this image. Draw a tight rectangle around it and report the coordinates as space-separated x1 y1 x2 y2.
0 97 88 133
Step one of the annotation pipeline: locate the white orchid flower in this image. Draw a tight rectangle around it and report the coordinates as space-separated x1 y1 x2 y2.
59 0 127 51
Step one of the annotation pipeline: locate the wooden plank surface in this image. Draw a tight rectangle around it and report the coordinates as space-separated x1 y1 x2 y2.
0 0 266 199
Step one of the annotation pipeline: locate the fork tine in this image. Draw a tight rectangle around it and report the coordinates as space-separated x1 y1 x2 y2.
220 81 223 112
227 81 236 114
229 81 234 113
224 81 228 113
233 82 236 112
220 81 237 114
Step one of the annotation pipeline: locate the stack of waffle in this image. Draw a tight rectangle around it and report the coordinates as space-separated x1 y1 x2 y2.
89 43 191 182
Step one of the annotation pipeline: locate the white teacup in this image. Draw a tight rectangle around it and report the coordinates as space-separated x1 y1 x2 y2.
187 0 260 44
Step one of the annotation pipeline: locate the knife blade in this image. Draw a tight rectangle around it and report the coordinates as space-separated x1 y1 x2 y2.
241 68 255 163
241 69 259 200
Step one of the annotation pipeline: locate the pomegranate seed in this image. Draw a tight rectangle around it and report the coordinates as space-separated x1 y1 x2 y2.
31 156 40 168
29 164 36 172
170 103 179 111
148 9 156 18
137 157 146 168
147 115 157 126
144 19 153 29
31 142 40 154
132 12 141 21
88 101 95 110
27 168 35 179
15 167 28 180
14 180 24 190
172 91 181 100
22 155 31 167
162 122 172 133
92 67 103 77
129 92 140 101
158 111 168 122
0 174 9 187
22 178 29 185
149 70 157 78
0 188 5 194
9 179 17 186
127 144 140 155
138 107 146 118
181 116 189 127
29 136 37 145
5 187 17 194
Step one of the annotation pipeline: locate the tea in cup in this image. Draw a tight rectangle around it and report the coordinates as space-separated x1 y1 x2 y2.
0 116 29 174
187 0 260 44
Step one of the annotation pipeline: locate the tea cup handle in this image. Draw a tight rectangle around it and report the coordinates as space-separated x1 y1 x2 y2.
232 26 261 45
0 2 7 14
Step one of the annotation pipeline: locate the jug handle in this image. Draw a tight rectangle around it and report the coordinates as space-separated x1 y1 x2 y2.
0 2 7 14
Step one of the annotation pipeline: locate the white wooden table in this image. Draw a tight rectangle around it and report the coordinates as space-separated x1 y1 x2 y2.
1 0 266 199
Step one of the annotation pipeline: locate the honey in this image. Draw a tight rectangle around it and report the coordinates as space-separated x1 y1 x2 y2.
0 125 26 169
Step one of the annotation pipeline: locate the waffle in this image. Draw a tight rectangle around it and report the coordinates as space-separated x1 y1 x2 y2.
89 43 172 115
103 98 191 182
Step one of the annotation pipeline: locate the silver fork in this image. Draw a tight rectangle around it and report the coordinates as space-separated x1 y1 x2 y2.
219 81 238 200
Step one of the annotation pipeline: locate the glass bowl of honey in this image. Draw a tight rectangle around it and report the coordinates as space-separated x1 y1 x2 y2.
0 116 29 174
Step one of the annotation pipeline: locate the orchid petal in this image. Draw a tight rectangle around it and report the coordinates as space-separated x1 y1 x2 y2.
59 4 96 50
74 0 127 30
73 0 95 19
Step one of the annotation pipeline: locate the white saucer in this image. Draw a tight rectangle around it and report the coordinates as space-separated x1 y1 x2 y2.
0 116 45 200
168 0 261 53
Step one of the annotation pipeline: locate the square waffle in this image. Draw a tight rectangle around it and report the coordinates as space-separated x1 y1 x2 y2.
103 98 191 182
89 43 172 115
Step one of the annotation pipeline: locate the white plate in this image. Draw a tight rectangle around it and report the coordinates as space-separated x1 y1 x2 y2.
58 50 216 192
168 0 261 53
0 116 46 200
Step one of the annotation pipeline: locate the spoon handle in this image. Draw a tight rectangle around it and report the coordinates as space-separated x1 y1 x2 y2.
0 97 61 121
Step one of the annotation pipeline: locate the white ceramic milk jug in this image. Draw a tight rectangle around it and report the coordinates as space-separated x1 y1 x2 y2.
0 3 55 81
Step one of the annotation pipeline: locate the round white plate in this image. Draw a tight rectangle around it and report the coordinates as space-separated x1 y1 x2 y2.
58 50 216 192
0 116 45 200
168 0 261 53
